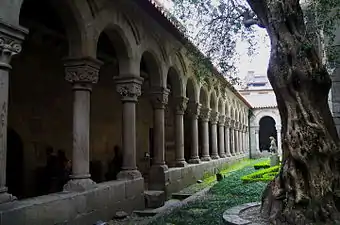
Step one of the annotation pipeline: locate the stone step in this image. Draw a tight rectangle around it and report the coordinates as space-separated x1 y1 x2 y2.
133 199 181 217
171 193 192 200
144 190 165 209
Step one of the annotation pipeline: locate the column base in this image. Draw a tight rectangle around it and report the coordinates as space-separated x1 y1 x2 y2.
0 190 17 204
225 153 232 157
188 158 201 164
201 156 211 161
63 178 97 192
211 155 220 160
219 154 226 158
117 169 143 180
174 160 187 167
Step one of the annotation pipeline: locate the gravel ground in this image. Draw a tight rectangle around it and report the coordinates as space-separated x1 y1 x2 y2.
239 205 268 225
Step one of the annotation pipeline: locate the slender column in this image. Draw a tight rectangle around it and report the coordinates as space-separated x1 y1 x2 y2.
277 125 282 155
234 122 239 155
187 102 201 164
63 57 102 191
149 87 169 168
242 125 246 154
224 118 232 157
174 96 188 167
230 120 236 156
0 22 27 203
246 125 250 154
218 115 226 158
200 108 211 161
240 124 244 154
114 76 143 180
210 111 219 159
255 126 260 152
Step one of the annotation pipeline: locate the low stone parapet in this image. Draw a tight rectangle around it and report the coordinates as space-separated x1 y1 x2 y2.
165 155 246 198
0 178 145 225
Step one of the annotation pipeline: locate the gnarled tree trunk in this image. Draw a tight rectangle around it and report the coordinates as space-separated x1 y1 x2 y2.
246 0 340 224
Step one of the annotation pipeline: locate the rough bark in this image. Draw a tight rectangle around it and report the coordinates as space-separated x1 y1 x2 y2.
246 0 340 224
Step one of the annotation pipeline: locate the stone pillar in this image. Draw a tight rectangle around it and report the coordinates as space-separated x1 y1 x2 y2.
276 125 282 155
230 120 235 156
224 118 232 157
114 76 143 180
331 67 340 137
200 108 211 161
174 96 188 167
255 126 260 152
210 111 219 159
0 22 27 203
234 122 239 155
149 87 169 168
218 115 226 158
63 57 102 191
187 102 201 164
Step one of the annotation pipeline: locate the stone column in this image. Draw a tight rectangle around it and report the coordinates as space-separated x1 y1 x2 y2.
200 108 211 161
149 87 169 168
234 122 239 155
218 115 226 158
255 126 260 152
187 102 201 164
224 118 232 157
230 120 235 156
210 111 219 159
0 22 27 203
63 57 102 191
276 125 282 155
114 76 143 180
174 96 188 167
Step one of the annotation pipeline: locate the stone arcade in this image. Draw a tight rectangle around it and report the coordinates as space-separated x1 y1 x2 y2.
0 0 250 224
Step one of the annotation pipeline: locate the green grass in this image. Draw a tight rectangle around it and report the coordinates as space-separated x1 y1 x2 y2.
253 160 270 170
178 158 268 195
149 159 268 225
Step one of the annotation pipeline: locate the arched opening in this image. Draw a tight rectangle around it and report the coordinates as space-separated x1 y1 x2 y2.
259 116 277 151
8 0 72 198
166 67 182 167
90 28 126 183
184 78 197 161
137 52 159 184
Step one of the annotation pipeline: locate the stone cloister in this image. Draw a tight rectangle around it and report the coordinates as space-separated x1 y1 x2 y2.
0 0 250 223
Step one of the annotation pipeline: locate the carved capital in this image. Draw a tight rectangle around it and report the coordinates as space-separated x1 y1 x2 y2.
200 108 211 122
114 76 144 102
64 57 103 84
218 115 225 125
225 117 231 127
210 111 219 124
235 121 240 130
0 22 27 68
230 119 235 128
149 87 170 109
187 102 201 118
175 96 189 114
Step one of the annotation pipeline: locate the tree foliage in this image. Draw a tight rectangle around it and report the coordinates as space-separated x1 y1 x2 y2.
168 0 340 79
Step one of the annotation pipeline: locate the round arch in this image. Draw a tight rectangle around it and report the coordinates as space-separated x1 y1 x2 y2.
140 51 163 88
166 67 183 97
186 77 198 103
259 116 277 151
199 87 209 108
210 91 217 112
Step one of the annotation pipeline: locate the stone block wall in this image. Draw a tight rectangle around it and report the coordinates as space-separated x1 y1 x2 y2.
0 178 144 225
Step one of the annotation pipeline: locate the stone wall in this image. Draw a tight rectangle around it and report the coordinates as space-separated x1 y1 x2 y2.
0 178 144 225
165 155 244 197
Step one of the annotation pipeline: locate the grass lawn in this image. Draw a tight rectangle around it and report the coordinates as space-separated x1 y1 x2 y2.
149 158 268 225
